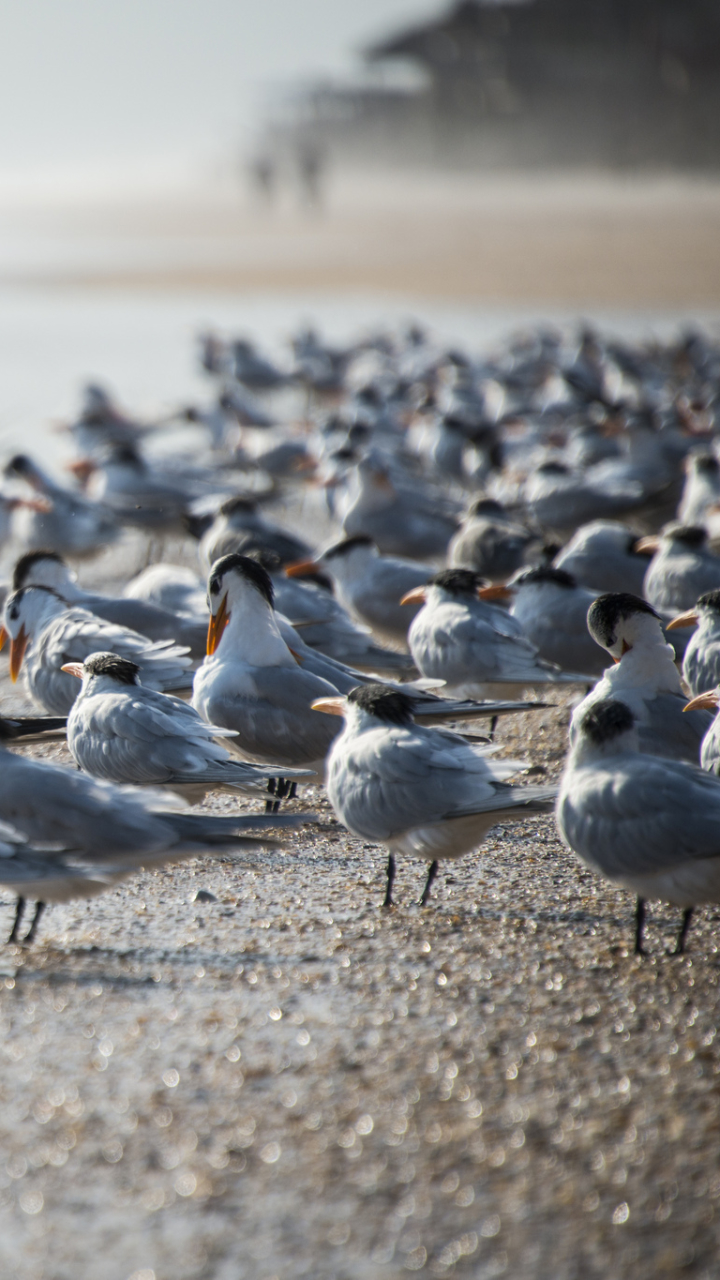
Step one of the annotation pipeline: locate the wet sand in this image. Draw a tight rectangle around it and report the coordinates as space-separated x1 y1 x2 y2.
0 537 717 1278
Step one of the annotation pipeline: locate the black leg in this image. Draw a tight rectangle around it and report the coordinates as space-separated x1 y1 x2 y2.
8 897 25 944
419 860 439 907
265 777 277 814
383 854 396 908
489 715 498 740
288 781 297 800
23 902 45 945
634 897 646 956
673 907 694 956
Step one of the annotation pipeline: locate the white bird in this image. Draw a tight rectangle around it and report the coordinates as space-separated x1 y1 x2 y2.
63 652 313 802
640 525 720 613
0 727 311 944
287 535 432 646
667 589 720 697
4 454 119 559
683 687 720 775
553 520 652 596
677 452 720 526
339 451 459 560
522 461 642 538
192 554 343 781
557 696 720 955
123 564 208 618
570 593 712 763
403 569 587 699
198 495 311 573
1 586 192 715
12 551 208 659
313 683 556 907
499 566 609 676
448 498 537 582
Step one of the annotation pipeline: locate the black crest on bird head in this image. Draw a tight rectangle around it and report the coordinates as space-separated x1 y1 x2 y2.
219 494 258 519
664 524 708 549
84 653 140 685
512 566 576 590
579 698 635 745
322 535 374 561
347 683 414 726
4 454 33 477
697 588 720 614
430 568 484 596
208 553 274 607
587 593 659 648
13 550 65 590
693 453 719 475
467 497 505 519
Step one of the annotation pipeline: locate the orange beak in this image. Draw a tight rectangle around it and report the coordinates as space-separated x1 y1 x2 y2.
400 586 427 606
66 459 97 486
60 662 84 678
311 696 346 716
0 626 7 653
478 584 513 602
666 609 699 631
9 626 29 683
633 536 660 555
285 559 320 578
684 690 720 713
206 594 229 655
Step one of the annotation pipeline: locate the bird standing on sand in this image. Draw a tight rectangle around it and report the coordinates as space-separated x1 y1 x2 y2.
557 697 720 956
313 684 556 908
63 652 313 801
192 554 342 782
570 593 712 764
1 586 192 714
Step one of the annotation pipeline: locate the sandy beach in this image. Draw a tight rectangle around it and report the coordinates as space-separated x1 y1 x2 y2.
2 171 720 306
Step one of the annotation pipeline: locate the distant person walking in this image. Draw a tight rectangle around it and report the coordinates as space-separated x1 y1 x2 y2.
298 143 324 211
248 153 276 206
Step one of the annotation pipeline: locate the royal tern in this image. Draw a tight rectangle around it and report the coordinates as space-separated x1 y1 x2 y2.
404 569 586 698
683 688 720 775
123 564 207 618
314 684 556 907
339 452 459 560
522 461 642 538
287 536 431 646
63 652 313 801
570 593 712 763
494 566 609 676
4 454 119 559
77 444 194 535
192 554 342 779
0 728 310 943
198 495 311 572
667 589 720 696
448 499 537 582
677 452 720 526
552 520 652 595
640 525 720 613
1 586 192 715
13 551 207 659
557 697 720 955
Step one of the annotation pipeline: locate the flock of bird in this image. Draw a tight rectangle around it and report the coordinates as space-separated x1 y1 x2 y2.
2 320 720 957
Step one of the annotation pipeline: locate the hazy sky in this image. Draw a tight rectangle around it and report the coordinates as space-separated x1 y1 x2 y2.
0 0 439 191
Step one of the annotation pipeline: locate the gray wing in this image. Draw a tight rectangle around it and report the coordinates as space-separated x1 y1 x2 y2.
202 666 341 767
327 725 519 841
558 757 720 877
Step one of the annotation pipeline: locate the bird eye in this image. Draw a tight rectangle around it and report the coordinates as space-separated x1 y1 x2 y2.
209 577 219 596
